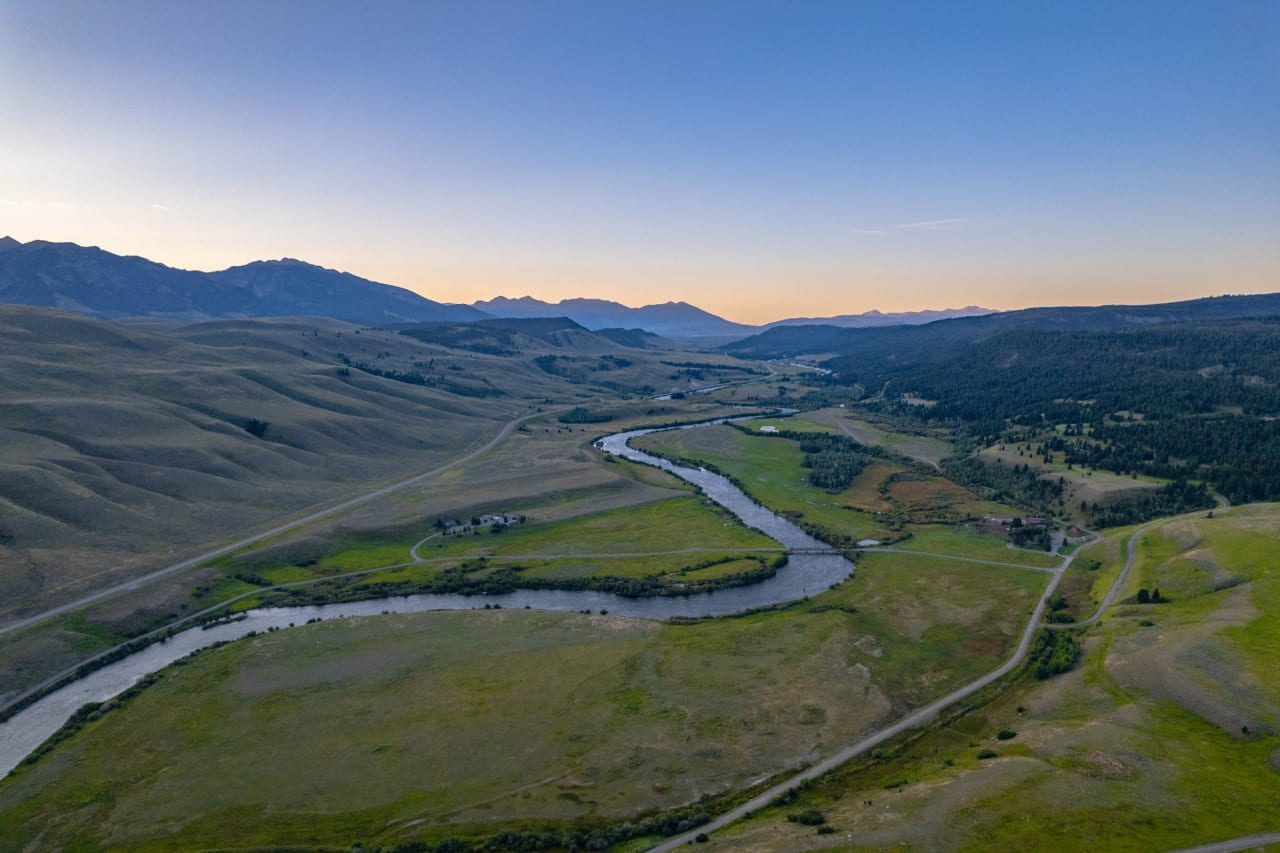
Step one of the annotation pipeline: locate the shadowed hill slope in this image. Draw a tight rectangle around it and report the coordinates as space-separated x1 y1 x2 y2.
0 238 485 325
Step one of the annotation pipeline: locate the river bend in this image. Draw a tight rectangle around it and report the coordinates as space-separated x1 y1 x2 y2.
0 415 854 777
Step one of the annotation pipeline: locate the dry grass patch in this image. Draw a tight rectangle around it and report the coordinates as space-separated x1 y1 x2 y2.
836 460 901 511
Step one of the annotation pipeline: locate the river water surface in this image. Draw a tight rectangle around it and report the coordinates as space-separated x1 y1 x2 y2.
0 415 854 777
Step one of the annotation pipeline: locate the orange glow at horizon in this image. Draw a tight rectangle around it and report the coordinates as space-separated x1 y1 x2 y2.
4 215 1276 327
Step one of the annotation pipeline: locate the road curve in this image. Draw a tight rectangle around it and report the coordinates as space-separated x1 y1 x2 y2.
1046 519 1151 630
655 499 1238 849
1166 833 1280 853
648 552 1073 851
1050 496 1226 631
0 408 554 638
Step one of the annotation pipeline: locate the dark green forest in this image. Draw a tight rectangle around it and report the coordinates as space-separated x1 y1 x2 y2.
827 321 1280 432
783 319 1280 510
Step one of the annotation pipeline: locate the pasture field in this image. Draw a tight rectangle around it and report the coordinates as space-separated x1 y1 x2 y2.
1052 530 1129 620
631 425 893 543
883 474 1021 523
894 525 1061 568
698 381 779 403
354 553 776 588
798 551 1049 707
841 460 902 511
239 495 786 595
309 400 757 537
630 423 1039 558
711 503 1280 852
0 551 1050 851
801 408 954 468
978 442 1166 508
412 496 778 561
225 494 778 579
694 363 822 404
741 415 834 434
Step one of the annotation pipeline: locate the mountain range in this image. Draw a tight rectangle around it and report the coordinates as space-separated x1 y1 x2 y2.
470 295 992 337
0 238 486 325
470 295 755 337
10 237 1274 348
722 293 1280 359
0 237 989 337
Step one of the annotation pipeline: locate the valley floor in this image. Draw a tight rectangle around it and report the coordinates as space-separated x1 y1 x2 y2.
2 392 1276 853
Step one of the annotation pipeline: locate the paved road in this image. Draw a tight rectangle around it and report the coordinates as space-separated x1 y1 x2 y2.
1167 833 1280 853
648 550 1073 851
1045 518 1151 630
1051 496 1228 631
0 408 553 638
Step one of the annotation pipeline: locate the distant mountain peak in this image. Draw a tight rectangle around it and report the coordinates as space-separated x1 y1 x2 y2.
765 306 995 329
472 294 753 337
0 238 488 325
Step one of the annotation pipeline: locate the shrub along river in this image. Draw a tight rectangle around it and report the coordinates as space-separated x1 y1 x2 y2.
0 415 855 777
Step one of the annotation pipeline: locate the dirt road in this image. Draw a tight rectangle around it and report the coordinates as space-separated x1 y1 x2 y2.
0 408 549 637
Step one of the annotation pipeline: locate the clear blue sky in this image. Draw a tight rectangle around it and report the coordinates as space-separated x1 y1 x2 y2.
1 0 1276 322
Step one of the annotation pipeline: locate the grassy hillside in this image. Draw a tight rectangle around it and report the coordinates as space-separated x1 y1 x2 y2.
0 307 775 621
712 503 1280 852
0 307 517 621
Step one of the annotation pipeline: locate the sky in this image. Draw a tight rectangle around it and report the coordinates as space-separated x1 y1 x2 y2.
1 1 1276 324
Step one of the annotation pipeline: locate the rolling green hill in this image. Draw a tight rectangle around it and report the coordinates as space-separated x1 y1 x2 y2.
712 504 1280 852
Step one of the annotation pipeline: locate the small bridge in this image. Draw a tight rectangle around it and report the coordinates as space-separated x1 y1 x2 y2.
785 548 845 556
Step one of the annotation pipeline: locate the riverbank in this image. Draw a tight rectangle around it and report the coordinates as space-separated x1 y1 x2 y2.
0 413 856 778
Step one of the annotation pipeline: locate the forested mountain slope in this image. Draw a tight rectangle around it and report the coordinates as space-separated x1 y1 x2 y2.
811 319 1280 508
724 292 1280 359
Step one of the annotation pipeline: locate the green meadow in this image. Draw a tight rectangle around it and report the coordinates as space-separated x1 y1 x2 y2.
712 503 1280 852
413 495 778 560
0 550 1049 851
895 525 1061 568
632 424 893 543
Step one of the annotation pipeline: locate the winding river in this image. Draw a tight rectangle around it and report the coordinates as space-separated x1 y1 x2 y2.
0 416 854 777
